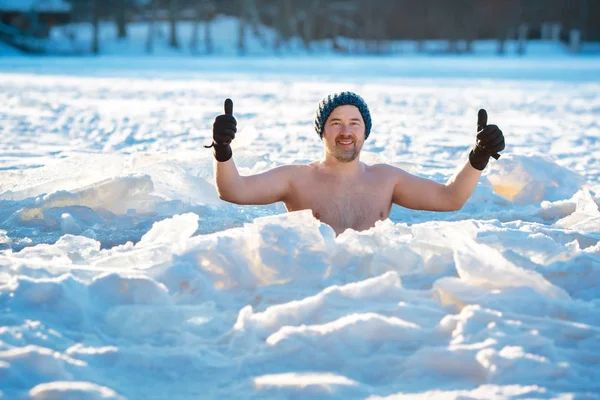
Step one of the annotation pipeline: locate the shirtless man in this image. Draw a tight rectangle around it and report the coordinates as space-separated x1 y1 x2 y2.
208 92 505 235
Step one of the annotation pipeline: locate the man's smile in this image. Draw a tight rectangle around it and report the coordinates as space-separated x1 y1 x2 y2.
337 139 354 147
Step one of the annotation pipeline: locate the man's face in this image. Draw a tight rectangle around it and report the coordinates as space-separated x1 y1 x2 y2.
322 105 366 163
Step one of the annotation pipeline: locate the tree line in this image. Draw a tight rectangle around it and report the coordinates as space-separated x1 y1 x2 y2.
68 0 598 54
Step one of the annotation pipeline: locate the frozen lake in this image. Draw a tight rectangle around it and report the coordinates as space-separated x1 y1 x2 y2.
0 55 599 399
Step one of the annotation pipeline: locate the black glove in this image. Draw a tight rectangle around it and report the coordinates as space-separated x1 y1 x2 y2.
469 109 505 171
205 98 236 162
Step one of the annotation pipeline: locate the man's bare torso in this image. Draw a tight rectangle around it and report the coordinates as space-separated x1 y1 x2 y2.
283 162 395 234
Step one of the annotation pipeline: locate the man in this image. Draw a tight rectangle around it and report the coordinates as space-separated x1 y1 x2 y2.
207 92 505 235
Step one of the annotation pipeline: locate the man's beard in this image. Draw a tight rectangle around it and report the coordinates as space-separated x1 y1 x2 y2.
330 142 360 163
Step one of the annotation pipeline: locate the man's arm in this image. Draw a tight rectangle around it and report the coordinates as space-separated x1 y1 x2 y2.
392 108 505 212
208 97 292 205
215 159 293 205
391 161 482 212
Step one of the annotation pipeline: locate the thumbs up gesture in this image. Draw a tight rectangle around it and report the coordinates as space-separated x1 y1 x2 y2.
469 109 505 171
211 98 237 162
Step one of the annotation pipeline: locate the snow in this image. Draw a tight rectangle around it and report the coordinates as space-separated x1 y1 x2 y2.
0 16 599 400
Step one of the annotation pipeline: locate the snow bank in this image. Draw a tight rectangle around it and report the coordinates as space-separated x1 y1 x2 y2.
1 209 599 398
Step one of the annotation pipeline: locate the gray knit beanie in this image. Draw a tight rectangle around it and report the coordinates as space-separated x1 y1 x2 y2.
314 92 372 140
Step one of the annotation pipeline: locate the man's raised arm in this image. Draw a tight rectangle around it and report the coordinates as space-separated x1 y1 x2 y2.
392 109 505 212
208 99 292 205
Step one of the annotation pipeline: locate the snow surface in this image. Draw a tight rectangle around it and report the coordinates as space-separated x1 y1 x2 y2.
0 17 600 400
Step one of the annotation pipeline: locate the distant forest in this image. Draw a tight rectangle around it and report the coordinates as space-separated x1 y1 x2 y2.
67 0 600 53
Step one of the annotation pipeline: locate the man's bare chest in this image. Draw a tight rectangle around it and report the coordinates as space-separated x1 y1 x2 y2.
285 174 393 233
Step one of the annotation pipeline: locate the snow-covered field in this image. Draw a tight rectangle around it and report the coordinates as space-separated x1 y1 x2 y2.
0 52 600 399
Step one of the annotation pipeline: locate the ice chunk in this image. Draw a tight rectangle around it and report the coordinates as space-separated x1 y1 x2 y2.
66 344 119 356
9 235 101 267
39 175 157 215
60 213 82 235
537 198 577 220
16 175 159 223
127 156 220 206
88 273 171 308
233 271 403 334
452 237 570 301
334 224 424 281
188 210 332 290
30 381 125 400
368 384 553 399
246 210 332 285
0 345 86 384
486 154 583 204
0 154 125 201
254 372 358 389
138 213 199 247
0 229 11 247
252 372 365 398
477 345 572 386
555 189 600 230
7 274 88 327
266 312 421 347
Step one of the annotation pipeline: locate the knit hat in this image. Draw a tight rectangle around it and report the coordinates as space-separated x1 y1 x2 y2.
314 92 372 140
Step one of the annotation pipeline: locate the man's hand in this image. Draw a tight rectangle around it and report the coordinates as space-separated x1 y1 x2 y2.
208 98 237 162
469 109 505 171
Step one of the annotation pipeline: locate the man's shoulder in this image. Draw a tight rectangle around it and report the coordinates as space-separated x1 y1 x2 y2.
366 163 405 174
271 163 314 178
271 163 313 170
365 163 413 184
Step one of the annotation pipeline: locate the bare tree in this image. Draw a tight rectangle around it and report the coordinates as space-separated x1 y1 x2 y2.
191 0 215 54
238 0 248 54
362 0 380 53
492 0 521 55
115 0 127 38
274 0 294 52
439 0 477 54
517 0 528 55
301 0 319 51
417 0 429 53
191 2 201 53
579 0 588 42
238 0 267 53
169 0 179 48
322 0 358 53
204 9 214 53
145 0 157 53
422 0 457 53
517 23 528 55
447 1 460 53
91 0 100 54
459 0 477 53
